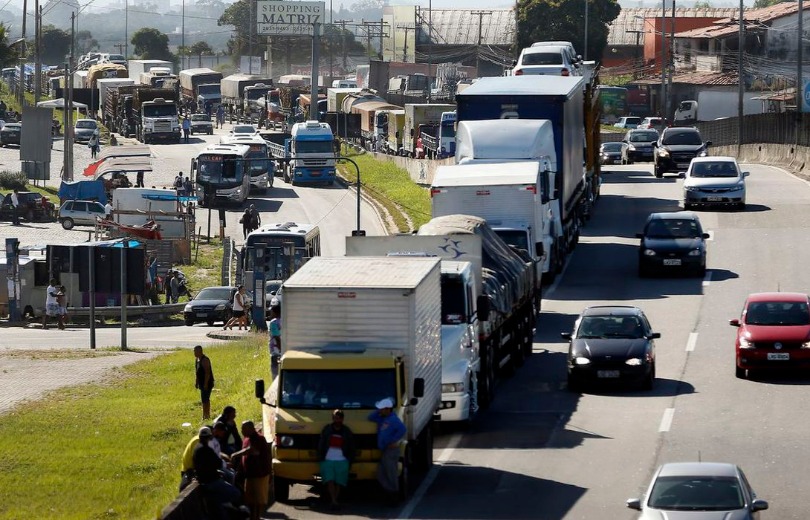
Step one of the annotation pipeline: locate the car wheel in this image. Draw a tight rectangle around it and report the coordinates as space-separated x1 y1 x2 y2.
184 318 194 326
735 365 747 379
654 166 663 178
61 218 74 230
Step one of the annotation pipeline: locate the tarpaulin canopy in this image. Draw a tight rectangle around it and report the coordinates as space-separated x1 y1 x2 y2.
83 145 152 177
36 98 88 109
141 194 197 202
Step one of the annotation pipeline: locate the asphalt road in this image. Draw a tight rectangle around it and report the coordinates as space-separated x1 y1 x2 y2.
265 161 810 519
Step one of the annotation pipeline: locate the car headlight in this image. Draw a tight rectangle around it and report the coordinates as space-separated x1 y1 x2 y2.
739 337 755 349
727 184 744 192
685 185 699 192
627 144 636 151
698 149 708 157
688 249 702 256
625 358 643 366
643 249 657 256
183 304 192 312
441 382 466 393
574 357 591 365
657 148 670 157
215 303 226 310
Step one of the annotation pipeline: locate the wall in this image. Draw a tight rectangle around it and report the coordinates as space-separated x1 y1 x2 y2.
642 17 725 71
370 151 454 185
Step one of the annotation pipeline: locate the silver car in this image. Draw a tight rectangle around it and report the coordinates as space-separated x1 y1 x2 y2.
74 119 98 143
59 200 106 229
683 156 748 210
627 462 768 519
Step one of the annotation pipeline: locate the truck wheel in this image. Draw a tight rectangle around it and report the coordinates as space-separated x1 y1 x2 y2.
414 422 434 473
398 446 412 501
185 318 194 326
273 476 290 503
477 352 496 408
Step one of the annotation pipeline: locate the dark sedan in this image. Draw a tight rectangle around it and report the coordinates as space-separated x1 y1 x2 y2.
621 128 659 164
638 212 709 277
183 286 237 326
0 191 57 222
562 305 659 391
599 142 623 165
0 122 21 147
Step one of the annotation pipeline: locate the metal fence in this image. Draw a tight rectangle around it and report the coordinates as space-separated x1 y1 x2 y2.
696 112 807 148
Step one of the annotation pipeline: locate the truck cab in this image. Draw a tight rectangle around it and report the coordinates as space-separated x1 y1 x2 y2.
284 120 336 186
139 97 181 144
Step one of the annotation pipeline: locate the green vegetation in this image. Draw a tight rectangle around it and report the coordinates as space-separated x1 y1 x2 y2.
184 236 228 293
0 337 270 520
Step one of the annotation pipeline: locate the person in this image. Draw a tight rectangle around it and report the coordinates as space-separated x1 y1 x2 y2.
10 188 19 225
170 273 180 304
164 270 174 304
232 421 270 520
88 131 100 158
211 422 236 484
318 409 355 510
268 306 282 379
179 427 201 492
182 115 191 143
240 208 252 240
216 104 225 129
194 345 215 421
248 204 261 233
193 426 243 518
147 256 158 304
135 170 144 188
182 176 192 199
368 397 406 503
104 201 113 219
109 133 118 146
56 285 68 330
174 171 185 196
42 279 60 330
224 285 247 330
213 406 242 456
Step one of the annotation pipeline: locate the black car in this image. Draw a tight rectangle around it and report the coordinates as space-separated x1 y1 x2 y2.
599 142 623 165
190 114 214 135
621 128 659 164
0 191 57 222
637 212 709 277
0 122 21 147
562 306 659 391
183 286 237 326
653 127 711 177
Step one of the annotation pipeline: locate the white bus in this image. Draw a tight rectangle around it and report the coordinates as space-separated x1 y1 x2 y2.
220 134 273 193
190 143 252 207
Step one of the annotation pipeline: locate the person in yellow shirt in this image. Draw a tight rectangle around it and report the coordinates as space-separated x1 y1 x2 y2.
179 432 200 492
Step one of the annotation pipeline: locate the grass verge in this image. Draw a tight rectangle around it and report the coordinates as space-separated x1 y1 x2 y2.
0 336 271 520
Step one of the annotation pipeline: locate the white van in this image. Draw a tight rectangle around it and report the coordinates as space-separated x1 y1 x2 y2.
332 79 358 88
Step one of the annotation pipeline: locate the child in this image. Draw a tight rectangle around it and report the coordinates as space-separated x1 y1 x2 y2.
56 286 68 330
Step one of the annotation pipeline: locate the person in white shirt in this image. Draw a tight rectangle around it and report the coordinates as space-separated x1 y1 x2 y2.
42 279 60 330
10 189 19 225
104 202 113 219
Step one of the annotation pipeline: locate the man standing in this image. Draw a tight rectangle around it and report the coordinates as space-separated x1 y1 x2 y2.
182 115 191 143
249 204 261 233
216 104 225 129
318 409 355 510
42 279 60 330
268 306 282 379
194 345 215 420
10 188 19 225
136 170 144 188
170 270 180 303
233 420 270 520
368 398 406 502
241 208 252 240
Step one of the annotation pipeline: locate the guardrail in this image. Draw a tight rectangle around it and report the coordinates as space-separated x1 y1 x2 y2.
65 302 186 321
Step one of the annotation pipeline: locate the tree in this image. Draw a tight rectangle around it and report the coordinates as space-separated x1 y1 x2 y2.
219 0 251 58
189 41 214 67
77 30 99 56
40 25 73 65
753 0 783 8
516 0 621 62
0 23 19 68
693 0 712 7
131 27 174 61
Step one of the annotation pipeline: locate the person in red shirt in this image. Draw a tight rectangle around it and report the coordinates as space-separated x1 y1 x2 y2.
317 409 356 510
232 421 271 520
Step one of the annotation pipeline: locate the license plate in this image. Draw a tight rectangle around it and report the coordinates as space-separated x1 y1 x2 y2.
597 370 620 378
677 163 690 168
196 313 208 318
767 353 790 360
706 196 722 201
311 170 321 176
663 259 681 266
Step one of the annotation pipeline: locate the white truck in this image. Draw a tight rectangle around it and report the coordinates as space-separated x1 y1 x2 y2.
97 78 135 117
220 74 275 122
431 162 549 295
254 255 441 501
455 119 565 282
402 103 456 158
139 68 176 88
673 90 764 124
128 59 173 80
345 236 483 423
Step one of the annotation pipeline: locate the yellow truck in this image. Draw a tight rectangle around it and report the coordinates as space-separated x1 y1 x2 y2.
254 256 442 502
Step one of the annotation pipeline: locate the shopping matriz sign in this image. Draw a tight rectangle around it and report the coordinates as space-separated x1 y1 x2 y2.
256 1 325 36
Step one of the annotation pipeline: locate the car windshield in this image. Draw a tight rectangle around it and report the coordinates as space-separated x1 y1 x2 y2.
233 126 255 134
624 117 641 125
577 315 644 339
76 120 97 129
602 143 622 152
280 369 396 409
522 52 563 66
195 288 232 301
690 161 738 178
745 301 810 326
645 219 701 239
663 130 702 145
630 131 658 142
648 476 745 510
191 115 210 122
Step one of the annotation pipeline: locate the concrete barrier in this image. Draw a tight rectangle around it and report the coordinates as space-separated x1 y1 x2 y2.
159 481 207 520
713 144 810 179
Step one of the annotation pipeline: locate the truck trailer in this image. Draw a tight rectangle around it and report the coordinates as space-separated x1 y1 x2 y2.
178 68 223 109
402 103 456 158
127 59 173 80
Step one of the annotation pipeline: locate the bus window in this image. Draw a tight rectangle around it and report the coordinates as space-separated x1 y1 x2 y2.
223 161 236 179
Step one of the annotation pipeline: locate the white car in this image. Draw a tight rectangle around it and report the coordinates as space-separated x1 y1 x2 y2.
683 156 748 210
230 124 258 135
513 44 581 77
614 116 642 129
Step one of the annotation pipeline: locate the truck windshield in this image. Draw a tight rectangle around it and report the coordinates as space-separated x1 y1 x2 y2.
295 140 334 154
441 276 467 325
280 369 396 409
198 84 221 95
246 89 270 101
440 123 456 138
143 105 177 117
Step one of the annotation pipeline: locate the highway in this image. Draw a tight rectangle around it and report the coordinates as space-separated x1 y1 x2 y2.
266 161 810 519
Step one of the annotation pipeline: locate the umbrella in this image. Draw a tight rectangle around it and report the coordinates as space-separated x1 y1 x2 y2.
36 98 88 109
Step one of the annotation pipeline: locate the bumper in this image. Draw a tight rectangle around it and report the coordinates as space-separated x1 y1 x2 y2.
273 460 381 484
600 156 621 165
627 150 654 161
191 125 213 134
685 191 745 206
569 364 652 384
435 392 471 422
1 137 20 145
657 156 697 172
184 310 227 322
737 350 810 370
293 167 336 183
640 255 703 272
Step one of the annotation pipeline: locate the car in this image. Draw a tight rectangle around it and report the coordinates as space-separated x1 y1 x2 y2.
599 142 623 165
264 280 283 311
562 305 658 391
0 119 6 130
654 126 711 178
0 191 56 222
637 212 709 277
0 122 21 146
614 116 642 129
183 286 238 327
683 156 748 210
101 53 127 66
731 292 810 379
638 116 668 132
621 128 659 164
230 124 258 135
190 114 214 135
627 462 768 518
512 44 581 76
73 119 98 144
58 199 107 229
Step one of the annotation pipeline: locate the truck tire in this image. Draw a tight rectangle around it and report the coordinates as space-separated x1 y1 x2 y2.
414 422 434 473
477 350 496 408
273 476 290 503
398 446 412 501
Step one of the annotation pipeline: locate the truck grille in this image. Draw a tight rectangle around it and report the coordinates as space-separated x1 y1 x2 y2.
282 433 378 450
302 159 332 167
153 120 172 133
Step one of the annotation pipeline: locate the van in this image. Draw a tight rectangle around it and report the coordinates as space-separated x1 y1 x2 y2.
331 79 358 88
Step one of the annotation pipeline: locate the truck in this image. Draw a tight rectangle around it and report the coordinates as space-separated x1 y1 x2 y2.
220 74 275 122
139 68 176 88
104 85 137 136
254 255 441 501
454 119 564 280
272 120 336 185
673 90 764 124
86 63 128 91
421 110 457 159
127 59 173 80
402 103 456 158
381 109 405 155
455 75 589 266
178 68 223 109
345 235 484 423
97 78 135 117
132 87 181 143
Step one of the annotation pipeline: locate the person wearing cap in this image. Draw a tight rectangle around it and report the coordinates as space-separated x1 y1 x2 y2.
368 397 407 501
317 409 355 510
232 421 270 520
193 426 242 517
194 345 215 420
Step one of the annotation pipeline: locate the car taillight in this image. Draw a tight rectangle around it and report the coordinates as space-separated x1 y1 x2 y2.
561 68 570 76
514 69 523 76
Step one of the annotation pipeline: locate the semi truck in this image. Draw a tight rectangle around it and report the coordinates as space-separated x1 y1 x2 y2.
269 120 336 186
139 68 176 88
380 109 405 155
456 75 589 265
132 87 181 143
254 255 441 501
178 68 223 109
402 103 456 158
127 60 173 80
97 78 135 118
421 110 457 159
220 74 275 122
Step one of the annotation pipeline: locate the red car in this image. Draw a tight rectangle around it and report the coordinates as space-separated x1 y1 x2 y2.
731 292 810 379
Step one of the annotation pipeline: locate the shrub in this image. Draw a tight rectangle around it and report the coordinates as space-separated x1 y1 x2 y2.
0 170 26 190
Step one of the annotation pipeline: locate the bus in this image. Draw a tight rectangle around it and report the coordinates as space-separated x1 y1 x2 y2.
190 143 252 207
598 86 628 124
220 135 274 194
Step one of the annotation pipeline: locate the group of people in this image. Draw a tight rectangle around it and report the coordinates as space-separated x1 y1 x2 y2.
240 204 261 239
163 269 190 304
174 172 193 197
42 279 68 330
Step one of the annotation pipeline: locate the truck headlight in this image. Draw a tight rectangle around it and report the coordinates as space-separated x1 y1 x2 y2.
277 435 294 447
441 382 465 393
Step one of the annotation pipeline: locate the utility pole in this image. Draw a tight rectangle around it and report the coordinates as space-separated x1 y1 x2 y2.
427 0 433 101
329 0 333 81
584 0 589 61
334 20 350 69
660 0 666 117
666 0 675 122
396 24 415 62
34 0 41 103
182 0 185 68
19 0 27 107
67 12 75 181
471 10 491 77
358 19 388 61
249 0 255 67
124 0 128 59
113 43 126 55
627 30 644 79
738 0 745 152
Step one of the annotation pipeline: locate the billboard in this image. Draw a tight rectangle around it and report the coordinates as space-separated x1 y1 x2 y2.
240 56 263 75
256 1 325 36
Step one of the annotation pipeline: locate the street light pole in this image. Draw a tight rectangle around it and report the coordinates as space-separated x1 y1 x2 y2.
584 0 588 61
19 0 27 108
660 0 666 116
337 156 363 235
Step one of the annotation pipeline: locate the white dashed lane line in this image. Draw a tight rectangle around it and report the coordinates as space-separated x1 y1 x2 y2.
686 332 698 352
659 408 675 432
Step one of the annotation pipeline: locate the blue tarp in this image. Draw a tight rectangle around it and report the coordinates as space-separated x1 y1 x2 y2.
140 194 196 202
58 179 107 204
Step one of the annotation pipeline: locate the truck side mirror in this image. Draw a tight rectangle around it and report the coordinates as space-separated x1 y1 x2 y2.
413 377 425 398
476 294 490 322
255 379 265 398
535 242 544 258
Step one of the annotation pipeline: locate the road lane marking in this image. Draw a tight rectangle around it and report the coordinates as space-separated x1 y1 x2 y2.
702 271 712 287
659 408 675 432
400 431 463 519
686 332 698 352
